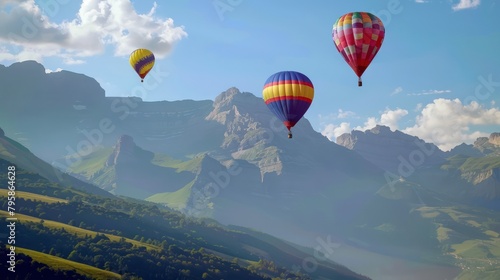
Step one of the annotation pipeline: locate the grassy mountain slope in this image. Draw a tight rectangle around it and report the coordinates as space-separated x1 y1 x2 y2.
17 248 121 280
0 159 368 280
0 134 112 198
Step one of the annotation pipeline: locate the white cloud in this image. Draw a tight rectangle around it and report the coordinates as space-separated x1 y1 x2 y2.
354 117 378 132
415 0 428 3
321 108 408 141
320 99 499 151
407 89 451 96
403 98 500 151
337 109 356 119
452 0 480 11
380 108 409 129
45 67 63 73
391 86 403 95
354 108 408 131
63 57 85 65
0 0 187 64
321 122 352 141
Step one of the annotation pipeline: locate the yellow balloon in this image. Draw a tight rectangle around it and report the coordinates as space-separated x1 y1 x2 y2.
129 49 155 82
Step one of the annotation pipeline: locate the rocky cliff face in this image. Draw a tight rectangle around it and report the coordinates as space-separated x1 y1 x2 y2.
473 133 500 155
206 87 285 178
489 133 500 146
206 87 267 150
461 168 500 200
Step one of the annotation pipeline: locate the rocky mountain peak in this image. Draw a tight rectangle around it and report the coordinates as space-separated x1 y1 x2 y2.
337 125 394 150
473 134 500 154
369 125 392 134
490 133 500 146
474 137 489 147
106 135 154 166
336 133 357 150
336 125 445 173
206 88 268 151
213 87 241 104
209 87 264 118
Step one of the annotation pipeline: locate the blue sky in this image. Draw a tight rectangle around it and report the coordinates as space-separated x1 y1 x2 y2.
1 0 499 150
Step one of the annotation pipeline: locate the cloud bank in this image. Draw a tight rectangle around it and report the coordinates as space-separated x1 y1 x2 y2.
321 108 408 141
321 98 500 151
403 98 500 151
0 0 187 63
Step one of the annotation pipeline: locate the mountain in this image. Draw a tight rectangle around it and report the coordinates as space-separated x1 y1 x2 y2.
0 127 112 198
473 133 500 155
0 60 104 113
3 60 500 279
448 143 484 157
447 133 500 157
67 134 194 199
64 86 388 248
337 126 500 205
336 125 447 174
0 61 222 163
0 153 369 280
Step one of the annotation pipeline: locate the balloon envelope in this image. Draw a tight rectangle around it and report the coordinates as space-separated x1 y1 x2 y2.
262 71 314 135
332 12 385 86
129 49 155 82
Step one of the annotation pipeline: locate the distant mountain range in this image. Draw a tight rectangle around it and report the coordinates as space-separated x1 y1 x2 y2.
1 60 500 279
337 126 500 205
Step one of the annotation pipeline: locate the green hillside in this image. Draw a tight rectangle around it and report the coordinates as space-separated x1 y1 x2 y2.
0 159 367 280
416 206 500 278
459 156 500 172
68 147 113 177
146 179 196 208
17 247 121 280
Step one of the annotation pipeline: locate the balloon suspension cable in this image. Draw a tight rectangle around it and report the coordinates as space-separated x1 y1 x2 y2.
358 77 362 87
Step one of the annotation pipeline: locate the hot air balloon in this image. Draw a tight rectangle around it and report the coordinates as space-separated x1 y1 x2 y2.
332 12 385 86
262 71 314 139
129 49 155 82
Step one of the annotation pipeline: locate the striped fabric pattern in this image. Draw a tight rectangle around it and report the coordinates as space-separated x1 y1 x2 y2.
262 71 314 130
129 49 155 79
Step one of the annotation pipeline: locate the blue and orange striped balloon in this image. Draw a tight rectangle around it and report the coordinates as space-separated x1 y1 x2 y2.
262 71 314 138
129 48 155 82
